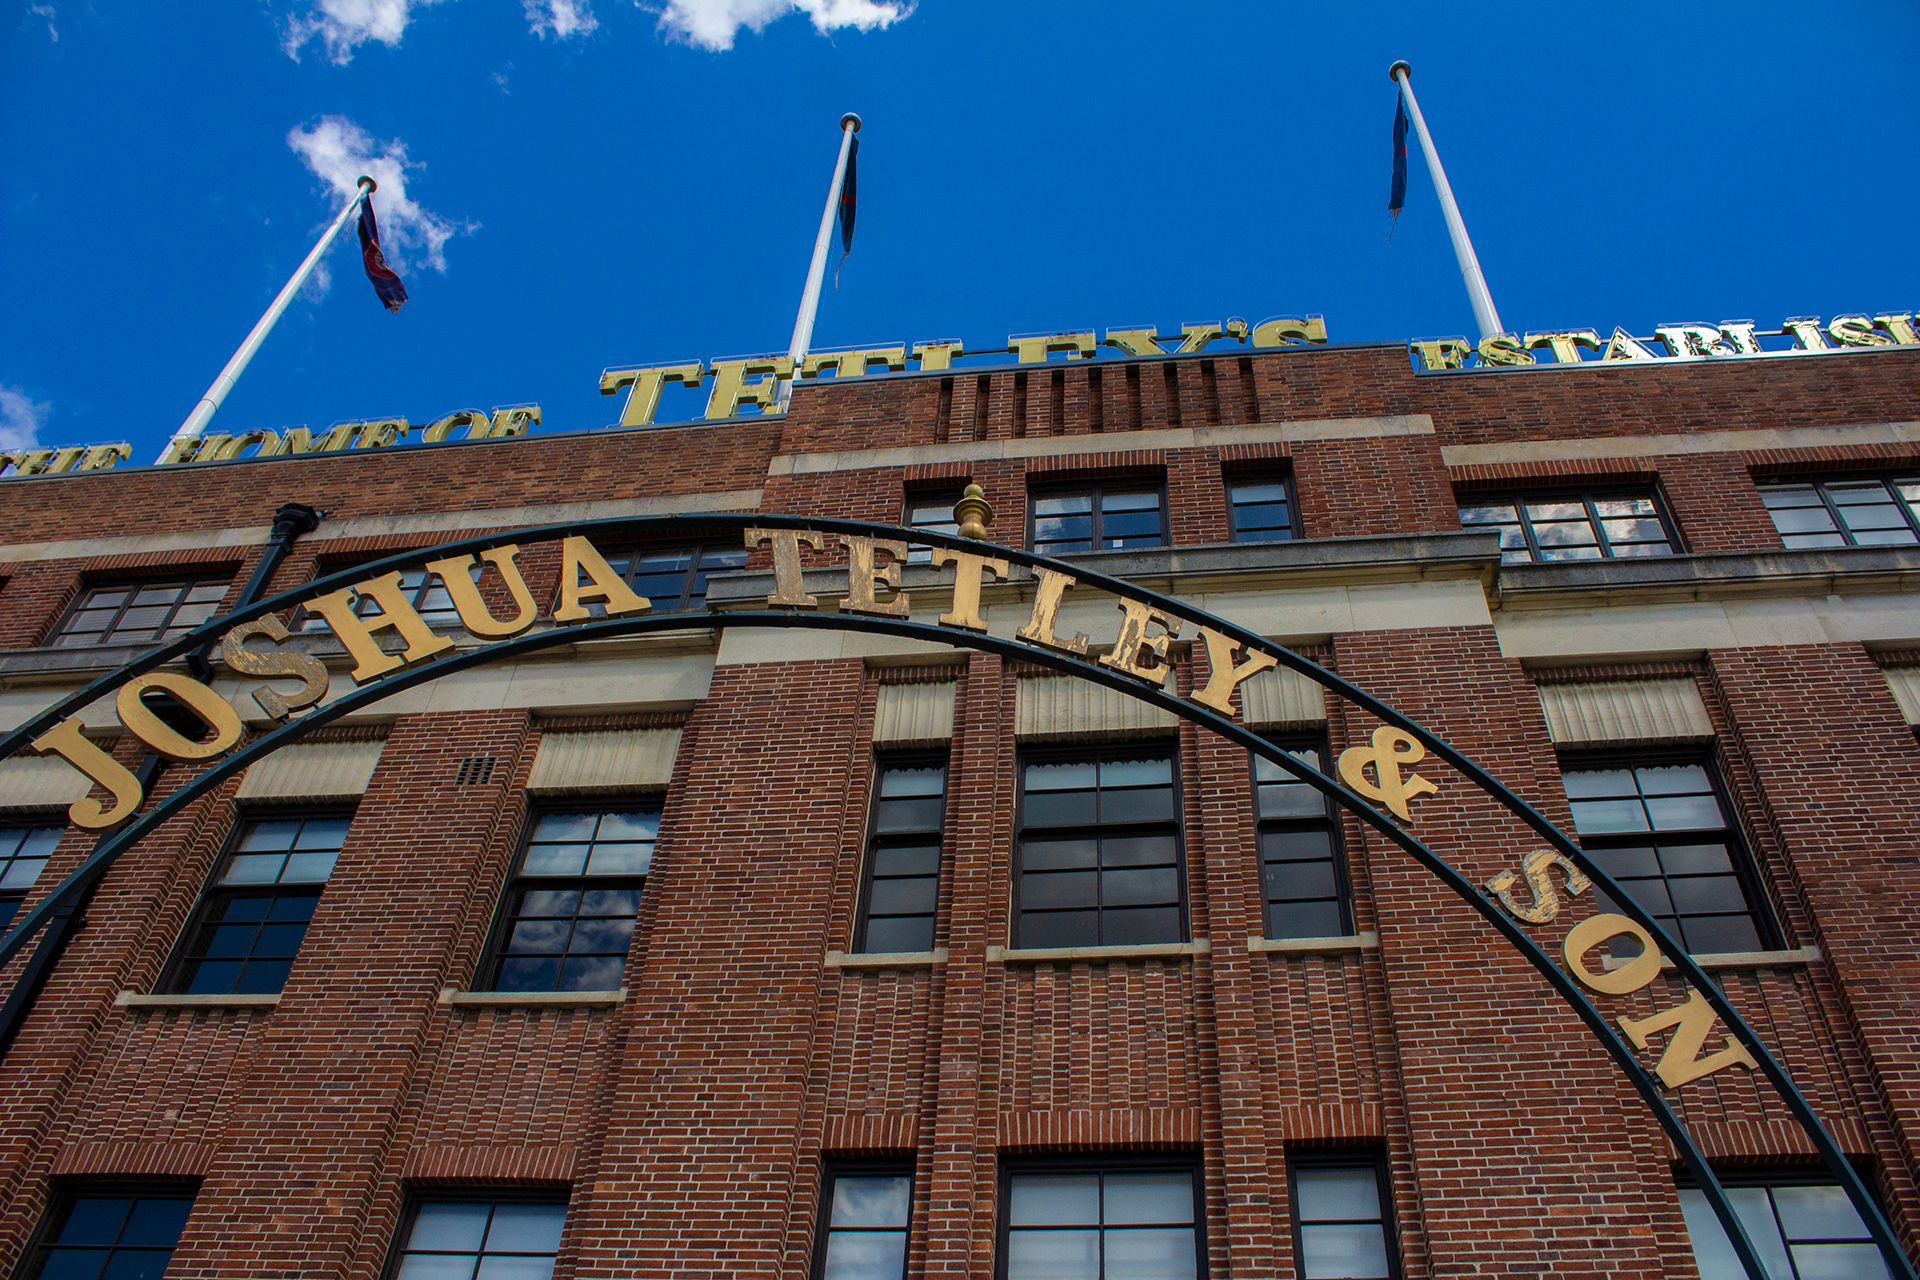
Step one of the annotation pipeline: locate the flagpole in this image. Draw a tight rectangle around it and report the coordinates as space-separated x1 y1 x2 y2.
160 175 377 462
775 113 861 413
1389 62 1504 341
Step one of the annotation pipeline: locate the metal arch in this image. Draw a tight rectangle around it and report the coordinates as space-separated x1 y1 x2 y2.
0 515 1908 1278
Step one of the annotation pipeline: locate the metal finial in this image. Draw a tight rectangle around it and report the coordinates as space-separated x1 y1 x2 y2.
954 483 993 542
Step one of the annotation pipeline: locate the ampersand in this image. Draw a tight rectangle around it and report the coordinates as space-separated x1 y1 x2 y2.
1336 726 1440 823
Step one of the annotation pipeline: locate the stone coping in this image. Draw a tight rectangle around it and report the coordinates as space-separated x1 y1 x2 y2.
989 938 1210 964
438 987 627 1006
115 991 279 1009
1247 931 1379 954
824 948 947 969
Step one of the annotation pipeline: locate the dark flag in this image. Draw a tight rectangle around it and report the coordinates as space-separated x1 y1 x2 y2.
357 196 408 313
834 135 858 291
1388 94 1408 238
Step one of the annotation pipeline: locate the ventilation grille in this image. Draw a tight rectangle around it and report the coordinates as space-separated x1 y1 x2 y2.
454 756 496 787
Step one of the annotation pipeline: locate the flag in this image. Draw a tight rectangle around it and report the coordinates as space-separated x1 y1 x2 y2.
357 196 408 313
834 135 858 291
1388 94 1408 238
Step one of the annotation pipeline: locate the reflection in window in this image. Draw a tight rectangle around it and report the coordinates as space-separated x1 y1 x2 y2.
53 578 229 648
167 813 350 995
1458 490 1677 564
904 490 963 565
1679 1178 1891 1280
485 809 657 992
0 826 60 933
1016 748 1184 949
591 543 750 615
23 1193 196 1280
1290 1159 1398 1280
1561 761 1770 956
814 1171 912 1280
395 1200 567 1280
1759 477 1920 549
857 760 947 953
1004 1168 1199 1280
1030 485 1165 556
302 566 463 633
1227 474 1297 543
1254 743 1348 939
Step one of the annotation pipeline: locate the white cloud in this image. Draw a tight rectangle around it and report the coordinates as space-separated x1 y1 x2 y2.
650 0 908 52
283 0 445 64
525 0 596 38
28 2 57 41
0 385 51 451
286 116 475 276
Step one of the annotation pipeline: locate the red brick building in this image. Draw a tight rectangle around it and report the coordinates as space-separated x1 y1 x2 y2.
0 334 1916 1280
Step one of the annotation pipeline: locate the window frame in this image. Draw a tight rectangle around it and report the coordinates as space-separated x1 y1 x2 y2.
48 575 232 649
1457 484 1684 564
0 822 63 935
159 807 354 996
1674 1167 1893 1280
585 539 752 613
382 1190 571 1280
994 1155 1207 1280
1011 741 1189 951
1285 1149 1403 1280
16 1181 200 1280
1756 473 1920 549
1225 469 1301 544
1250 734 1354 940
1558 747 1781 955
477 800 662 993
810 1161 916 1280
1025 478 1169 556
853 751 950 955
903 486 967 565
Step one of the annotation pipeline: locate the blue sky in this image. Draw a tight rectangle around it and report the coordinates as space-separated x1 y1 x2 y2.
3 1 1916 460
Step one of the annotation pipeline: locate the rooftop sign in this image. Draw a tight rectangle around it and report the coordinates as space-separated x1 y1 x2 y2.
1411 310 1919 371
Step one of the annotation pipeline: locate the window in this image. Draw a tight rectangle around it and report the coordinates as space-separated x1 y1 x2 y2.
856 758 947 953
1000 1164 1200 1280
391 1199 567 1280
813 1167 912 1280
484 808 657 992
1288 1154 1400 1280
1227 473 1298 543
1015 746 1185 949
1254 742 1349 939
1759 476 1920 549
903 489 963 565
0 825 60 933
1562 759 1772 956
301 566 462 633
51 577 229 648
164 812 349 995
1457 488 1678 564
1029 483 1165 556
1678 1174 1892 1280
582 543 749 615
21 1190 196 1280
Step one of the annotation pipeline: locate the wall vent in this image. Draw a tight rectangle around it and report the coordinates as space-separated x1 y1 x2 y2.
454 756 496 787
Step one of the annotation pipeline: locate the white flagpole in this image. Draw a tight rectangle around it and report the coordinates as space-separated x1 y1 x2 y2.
1389 62 1504 341
161 175 377 461
775 113 861 413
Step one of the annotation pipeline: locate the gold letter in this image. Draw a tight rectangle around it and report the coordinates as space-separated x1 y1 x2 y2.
76 444 131 472
1600 327 1661 361
1099 599 1182 687
1781 317 1831 351
1251 316 1328 347
912 341 964 371
1827 314 1895 348
488 407 540 437
1102 328 1166 357
1409 338 1472 370
31 718 143 831
841 535 911 617
801 347 908 379
1172 323 1223 353
1477 333 1535 366
1010 331 1096 363
156 438 204 465
1873 313 1918 345
1524 330 1602 364
1189 627 1278 717
1016 570 1089 654
1486 850 1591 925
425 546 538 637
554 536 650 624
306 571 457 681
744 528 826 610
1561 913 1661 996
220 615 330 720
421 409 491 444
599 365 703 427
1336 726 1440 823
706 357 792 419
116 672 244 763
930 547 1009 632
1617 991 1759 1089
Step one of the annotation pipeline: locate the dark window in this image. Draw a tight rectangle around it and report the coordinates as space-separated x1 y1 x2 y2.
1029 483 1165 556
21 1190 196 1280
484 808 657 993
856 758 947 954
1227 473 1298 543
391 1198 567 1280
1288 1153 1400 1280
583 543 750 615
1458 488 1678 564
1759 476 1920 549
1562 759 1773 956
165 813 350 995
1015 746 1185 949
0 825 61 933
999 1164 1201 1280
1254 741 1349 939
51 578 229 648
1678 1173 1892 1280
904 489 964 565
813 1167 913 1280
301 566 462 633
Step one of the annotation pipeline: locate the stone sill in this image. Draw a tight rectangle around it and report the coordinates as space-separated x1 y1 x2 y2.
1600 946 1820 972
1495 545 1920 611
438 987 627 1007
1246 931 1379 954
115 991 279 1009
824 948 947 969
988 939 1209 965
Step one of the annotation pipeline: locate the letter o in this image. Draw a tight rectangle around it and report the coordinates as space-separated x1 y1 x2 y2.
1562 913 1662 996
116 672 244 762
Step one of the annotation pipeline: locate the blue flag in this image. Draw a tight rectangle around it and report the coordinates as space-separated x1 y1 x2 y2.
1388 94 1408 237
834 136 858 291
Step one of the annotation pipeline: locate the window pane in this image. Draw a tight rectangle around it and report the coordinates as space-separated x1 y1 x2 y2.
1296 1168 1380 1221
1099 906 1181 945
868 878 937 916
1101 1228 1196 1280
1103 1174 1192 1225
1010 1176 1100 1225
1679 1188 1794 1280
1267 901 1343 938
397 1257 477 1280
482 1204 566 1251
55 1201 133 1245
1015 911 1097 949
821 1231 907 1280
863 916 934 953
830 1177 911 1228
1568 799 1650 834
1299 1223 1391 1279
474 1258 554 1280
1006 1230 1098 1280
1771 1185 1872 1242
